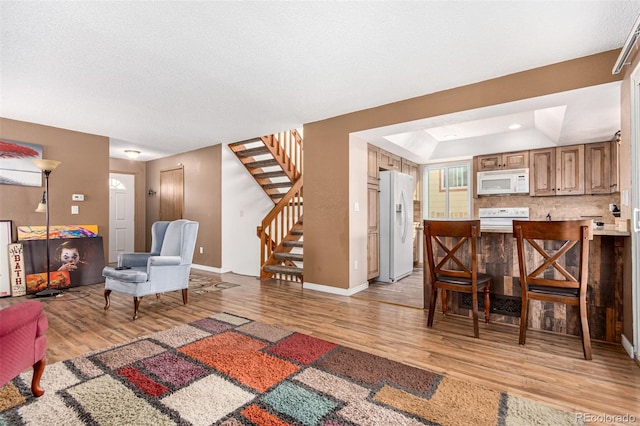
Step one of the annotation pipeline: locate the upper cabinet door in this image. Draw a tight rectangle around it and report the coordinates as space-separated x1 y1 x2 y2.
401 158 420 201
503 151 529 169
556 144 585 195
477 151 529 171
585 142 611 194
476 154 503 171
367 145 379 185
530 148 556 196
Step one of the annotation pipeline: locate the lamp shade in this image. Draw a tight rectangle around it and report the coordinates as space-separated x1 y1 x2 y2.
33 159 61 172
35 191 46 213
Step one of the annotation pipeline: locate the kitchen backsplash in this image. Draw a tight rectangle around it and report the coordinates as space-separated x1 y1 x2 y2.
474 193 621 222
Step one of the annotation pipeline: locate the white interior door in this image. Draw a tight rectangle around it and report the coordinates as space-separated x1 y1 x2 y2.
109 173 135 263
632 64 640 361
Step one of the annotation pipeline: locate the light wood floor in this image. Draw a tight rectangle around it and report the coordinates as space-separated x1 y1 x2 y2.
354 268 424 308
2 270 639 421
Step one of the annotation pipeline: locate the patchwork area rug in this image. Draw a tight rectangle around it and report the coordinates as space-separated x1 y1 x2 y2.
0 312 583 425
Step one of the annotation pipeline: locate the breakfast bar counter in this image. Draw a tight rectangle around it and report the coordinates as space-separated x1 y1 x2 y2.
444 227 629 343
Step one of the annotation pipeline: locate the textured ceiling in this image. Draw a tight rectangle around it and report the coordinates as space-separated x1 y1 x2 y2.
1 1 639 161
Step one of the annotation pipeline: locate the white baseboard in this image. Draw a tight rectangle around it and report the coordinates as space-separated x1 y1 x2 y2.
621 334 635 359
191 264 230 274
303 281 369 296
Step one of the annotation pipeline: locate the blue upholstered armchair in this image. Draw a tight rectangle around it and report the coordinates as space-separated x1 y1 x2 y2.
102 219 199 319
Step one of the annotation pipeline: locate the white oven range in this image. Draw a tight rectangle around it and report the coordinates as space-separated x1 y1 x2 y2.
478 207 530 230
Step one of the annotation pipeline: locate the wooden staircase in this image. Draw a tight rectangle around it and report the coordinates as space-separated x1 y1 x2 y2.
229 130 304 282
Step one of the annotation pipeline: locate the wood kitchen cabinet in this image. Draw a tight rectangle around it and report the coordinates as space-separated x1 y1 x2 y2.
585 141 619 194
531 142 618 196
556 144 584 195
401 158 420 201
378 149 401 171
367 145 379 185
529 148 556 196
367 183 379 280
531 144 584 196
585 142 610 194
476 150 529 171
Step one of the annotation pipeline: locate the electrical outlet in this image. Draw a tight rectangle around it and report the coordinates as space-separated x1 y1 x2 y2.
199 247 203 254
354 260 358 270
71 205 79 214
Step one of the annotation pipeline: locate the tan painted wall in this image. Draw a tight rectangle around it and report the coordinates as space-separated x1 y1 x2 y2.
618 46 640 345
145 144 222 268
0 118 110 258
304 49 623 289
109 158 147 252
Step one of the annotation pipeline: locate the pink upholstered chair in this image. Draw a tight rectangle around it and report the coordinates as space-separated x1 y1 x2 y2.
0 300 48 397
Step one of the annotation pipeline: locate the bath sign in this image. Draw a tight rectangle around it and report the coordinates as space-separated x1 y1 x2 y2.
8 243 26 297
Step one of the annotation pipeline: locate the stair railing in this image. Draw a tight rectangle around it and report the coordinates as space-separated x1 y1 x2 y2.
257 177 303 280
261 129 303 182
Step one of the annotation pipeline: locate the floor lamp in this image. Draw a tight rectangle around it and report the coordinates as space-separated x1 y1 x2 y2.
33 159 61 297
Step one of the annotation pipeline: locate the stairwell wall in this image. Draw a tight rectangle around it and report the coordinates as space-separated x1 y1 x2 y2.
221 144 273 276
303 49 623 290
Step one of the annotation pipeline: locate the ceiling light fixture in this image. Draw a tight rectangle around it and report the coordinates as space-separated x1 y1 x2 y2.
508 123 522 130
124 150 140 160
443 133 458 139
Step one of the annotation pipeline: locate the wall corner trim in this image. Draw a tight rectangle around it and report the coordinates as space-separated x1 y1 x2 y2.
303 281 369 296
621 334 635 359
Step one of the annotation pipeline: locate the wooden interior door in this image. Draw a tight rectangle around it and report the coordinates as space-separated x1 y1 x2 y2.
160 167 184 221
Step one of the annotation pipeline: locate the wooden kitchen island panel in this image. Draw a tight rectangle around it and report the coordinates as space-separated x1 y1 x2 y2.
443 231 626 343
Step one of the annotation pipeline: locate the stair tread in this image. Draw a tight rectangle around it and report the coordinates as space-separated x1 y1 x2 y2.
254 171 287 179
246 159 278 168
228 138 262 148
264 264 303 276
236 146 270 157
283 241 303 247
263 182 293 189
291 229 303 235
274 252 303 261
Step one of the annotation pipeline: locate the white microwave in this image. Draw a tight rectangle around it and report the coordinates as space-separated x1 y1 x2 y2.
477 168 529 195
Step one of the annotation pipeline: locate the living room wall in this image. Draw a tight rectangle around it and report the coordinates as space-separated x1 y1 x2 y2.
0 118 110 256
145 144 222 269
303 49 624 291
109 157 147 253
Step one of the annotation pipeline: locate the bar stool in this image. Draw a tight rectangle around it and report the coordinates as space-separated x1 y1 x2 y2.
513 220 593 360
423 220 491 338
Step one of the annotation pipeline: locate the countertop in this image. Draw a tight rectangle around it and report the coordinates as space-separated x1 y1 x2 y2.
480 226 630 237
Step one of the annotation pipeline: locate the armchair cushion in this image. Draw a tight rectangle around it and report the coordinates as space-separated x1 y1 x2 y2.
103 267 148 283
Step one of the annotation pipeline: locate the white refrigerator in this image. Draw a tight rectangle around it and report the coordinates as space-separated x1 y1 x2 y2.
378 170 414 283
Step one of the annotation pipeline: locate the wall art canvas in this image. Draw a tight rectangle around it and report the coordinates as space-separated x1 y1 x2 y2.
17 224 99 240
0 139 43 187
22 236 105 293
